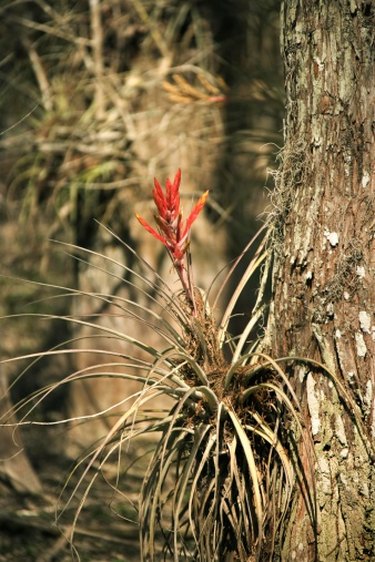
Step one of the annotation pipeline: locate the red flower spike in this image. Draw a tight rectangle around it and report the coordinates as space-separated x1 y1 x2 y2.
136 169 208 310
137 169 208 263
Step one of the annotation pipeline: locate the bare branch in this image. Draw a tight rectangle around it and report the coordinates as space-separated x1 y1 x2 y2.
89 0 106 119
24 38 52 111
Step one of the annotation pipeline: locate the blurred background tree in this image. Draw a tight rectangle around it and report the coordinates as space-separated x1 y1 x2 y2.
0 0 282 558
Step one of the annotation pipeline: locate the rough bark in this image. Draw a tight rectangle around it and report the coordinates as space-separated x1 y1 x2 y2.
270 1 375 560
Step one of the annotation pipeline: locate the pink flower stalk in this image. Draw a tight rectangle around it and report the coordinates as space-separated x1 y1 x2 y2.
136 169 208 309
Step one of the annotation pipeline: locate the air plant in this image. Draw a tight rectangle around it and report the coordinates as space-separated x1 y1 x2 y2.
0 169 319 561
133 169 307 561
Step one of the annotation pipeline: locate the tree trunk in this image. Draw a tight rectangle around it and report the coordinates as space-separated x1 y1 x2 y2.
0 370 42 494
270 1 375 560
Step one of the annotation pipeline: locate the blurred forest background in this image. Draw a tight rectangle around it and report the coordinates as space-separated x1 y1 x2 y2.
0 0 283 560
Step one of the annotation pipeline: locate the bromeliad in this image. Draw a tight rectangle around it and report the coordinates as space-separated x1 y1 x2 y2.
136 169 208 311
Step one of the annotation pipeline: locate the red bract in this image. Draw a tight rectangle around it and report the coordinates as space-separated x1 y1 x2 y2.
136 169 208 265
